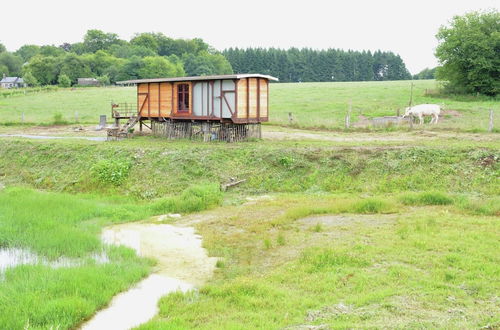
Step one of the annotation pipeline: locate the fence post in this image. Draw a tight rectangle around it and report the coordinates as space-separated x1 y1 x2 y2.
75 111 79 123
345 99 352 129
288 112 293 125
488 109 494 132
21 112 24 123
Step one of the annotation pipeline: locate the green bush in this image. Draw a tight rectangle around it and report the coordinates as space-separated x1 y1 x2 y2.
91 159 132 186
151 183 223 214
52 112 68 125
57 74 71 88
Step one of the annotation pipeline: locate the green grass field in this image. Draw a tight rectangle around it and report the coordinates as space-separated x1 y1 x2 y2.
1 138 497 329
0 81 498 329
0 80 498 131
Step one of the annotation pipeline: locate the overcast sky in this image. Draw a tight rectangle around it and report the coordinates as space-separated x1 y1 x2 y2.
1 0 497 74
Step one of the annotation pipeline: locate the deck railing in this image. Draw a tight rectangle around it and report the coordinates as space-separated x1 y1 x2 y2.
111 103 138 118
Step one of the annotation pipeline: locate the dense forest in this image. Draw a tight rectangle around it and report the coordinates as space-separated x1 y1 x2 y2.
223 48 411 82
0 30 413 86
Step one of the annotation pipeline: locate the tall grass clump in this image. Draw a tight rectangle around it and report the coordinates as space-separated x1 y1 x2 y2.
399 191 453 206
91 159 132 186
151 183 223 214
455 196 500 216
351 198 394 213
52 112 68 125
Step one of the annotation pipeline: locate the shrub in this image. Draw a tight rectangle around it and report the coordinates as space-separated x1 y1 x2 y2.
52 112 68 125
91 159 132 186
57 74 71 88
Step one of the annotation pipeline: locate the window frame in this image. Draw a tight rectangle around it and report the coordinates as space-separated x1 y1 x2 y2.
177 83 190 112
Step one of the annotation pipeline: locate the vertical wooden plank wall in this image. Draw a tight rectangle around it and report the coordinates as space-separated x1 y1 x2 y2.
237 79 248 119
149 83 160 116
248 78 258 118
259 79 268 119
137 78 269 121
159 83 171 117
138 83 149 116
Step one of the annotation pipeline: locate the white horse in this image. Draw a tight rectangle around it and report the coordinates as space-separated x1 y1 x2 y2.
403 104 441 125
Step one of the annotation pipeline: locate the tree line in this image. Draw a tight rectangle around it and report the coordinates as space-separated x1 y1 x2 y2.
0 30 233 87
0 29 415 87
223 48 411 82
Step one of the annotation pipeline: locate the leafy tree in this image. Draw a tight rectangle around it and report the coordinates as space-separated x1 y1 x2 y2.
0 64 8 76
182 52 233 76
84 50 121 76
435 10 499 95
23 55 58 85
22 71 39 87
59 43 72 52
15 45 40 62
130 33 159 53
413 67 436 80
57 74 71 87
83 30 122 53
39 45 66 57
110 44 156 58
0 52 23 76
138 56 185 78
69 42 86 55
97 75 111 86
0 43 6 53
58 53 93 83
117 56 144 81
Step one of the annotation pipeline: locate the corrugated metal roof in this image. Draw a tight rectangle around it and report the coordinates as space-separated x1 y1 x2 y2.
116 74 279 84
0 77 23 83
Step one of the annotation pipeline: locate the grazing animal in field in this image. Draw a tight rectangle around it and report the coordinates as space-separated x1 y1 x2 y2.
403 104 441 125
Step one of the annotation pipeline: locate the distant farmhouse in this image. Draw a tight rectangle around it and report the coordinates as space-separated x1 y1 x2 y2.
77 78 99 86
0 75 26 89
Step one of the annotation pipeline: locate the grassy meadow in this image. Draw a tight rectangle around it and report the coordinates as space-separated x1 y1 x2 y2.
0 184 223 329
0 80 498 131
0 80 498 328
141 193 499 329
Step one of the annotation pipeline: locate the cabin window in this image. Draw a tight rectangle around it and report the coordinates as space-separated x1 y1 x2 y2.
177 84 189 112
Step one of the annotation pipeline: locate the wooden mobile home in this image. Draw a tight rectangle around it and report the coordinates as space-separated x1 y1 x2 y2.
112 74 278 141
115 74 278 123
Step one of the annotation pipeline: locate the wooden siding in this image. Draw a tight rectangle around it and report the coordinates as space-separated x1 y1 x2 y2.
149 83 160 116
135 78 269 123
237 79 247 118
160 82 172 116
259 79 268 118
138 83 149 116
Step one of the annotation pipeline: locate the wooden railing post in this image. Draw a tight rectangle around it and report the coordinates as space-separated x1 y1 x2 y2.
488 109 494 132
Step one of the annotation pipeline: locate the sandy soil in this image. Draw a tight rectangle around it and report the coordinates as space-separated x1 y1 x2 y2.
81 222 217 330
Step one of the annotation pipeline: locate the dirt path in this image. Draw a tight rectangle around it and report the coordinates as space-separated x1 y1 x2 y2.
81 222 217 330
